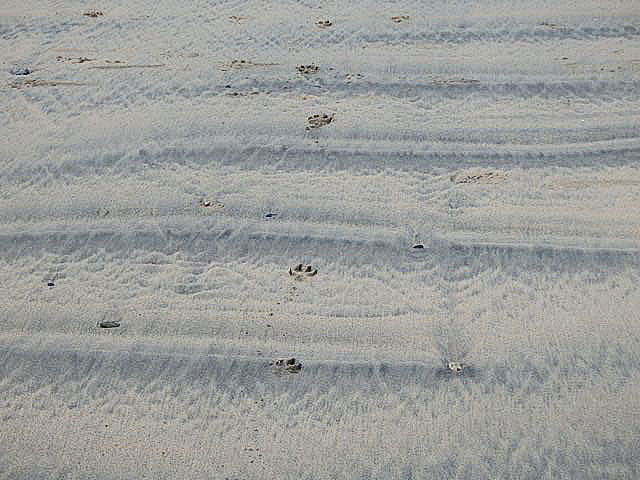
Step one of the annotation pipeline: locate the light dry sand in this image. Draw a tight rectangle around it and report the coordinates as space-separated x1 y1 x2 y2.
1 0 640 478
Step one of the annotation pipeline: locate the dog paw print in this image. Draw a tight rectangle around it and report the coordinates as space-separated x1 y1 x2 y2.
289 264 318 279
317 20 333 28
306 113 333 130
270 357 302 373
297 64 319 74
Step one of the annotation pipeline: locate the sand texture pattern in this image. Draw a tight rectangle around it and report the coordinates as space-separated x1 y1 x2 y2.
2 0 640 478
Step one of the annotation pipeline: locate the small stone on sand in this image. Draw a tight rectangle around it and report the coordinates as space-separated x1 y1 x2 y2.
99 321 120 328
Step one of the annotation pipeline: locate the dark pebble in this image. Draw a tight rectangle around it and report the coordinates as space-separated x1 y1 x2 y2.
47 282 55 287
99 321 120 328
412 244 424 249
265 213 277 218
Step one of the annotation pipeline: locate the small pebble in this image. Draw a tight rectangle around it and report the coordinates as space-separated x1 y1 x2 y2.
265 213 277 218
412 244 424 249
47 282 55 287
99 321 120 328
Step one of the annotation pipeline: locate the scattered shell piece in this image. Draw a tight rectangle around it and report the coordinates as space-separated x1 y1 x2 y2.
99 321 120 328
306 113 333 130
391 15 410 23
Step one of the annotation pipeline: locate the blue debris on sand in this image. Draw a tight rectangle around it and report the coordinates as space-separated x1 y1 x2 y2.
265 213 277 218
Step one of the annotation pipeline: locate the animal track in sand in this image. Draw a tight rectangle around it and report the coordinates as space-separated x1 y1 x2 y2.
225 90 267 97
391 15 410 23
450 170 506 184
220 59 280 71
10 67 31 75
316 20 333 28
297 64 319 74
200 199 224 209
430 76 479 86
306 113 333 130
83 10 103 18
344 73 364 82
446 361 465 372
435 360 475 379
57 56 95 64
540 21 567 30
289 264 318 279
270 357 302 373
96 208 109 218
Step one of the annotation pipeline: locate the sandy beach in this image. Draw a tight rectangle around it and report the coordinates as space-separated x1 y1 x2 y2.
2 0 640 478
